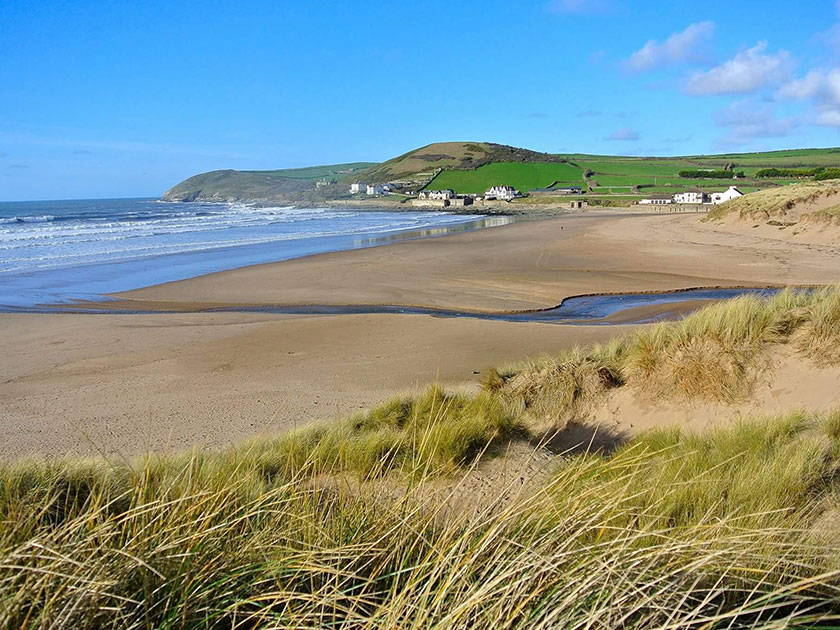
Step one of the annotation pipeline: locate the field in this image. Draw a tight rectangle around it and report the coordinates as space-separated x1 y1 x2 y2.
427 161 585 194
417 148 840 197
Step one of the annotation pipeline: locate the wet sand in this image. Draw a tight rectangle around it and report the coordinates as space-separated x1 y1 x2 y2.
2 211 839 458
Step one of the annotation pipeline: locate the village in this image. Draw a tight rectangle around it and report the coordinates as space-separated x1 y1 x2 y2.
347 181 528 207
346 177 745 209
637 185 744 206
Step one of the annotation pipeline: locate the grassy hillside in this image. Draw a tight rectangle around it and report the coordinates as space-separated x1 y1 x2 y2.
427 161 584 194
706 179 840 223
358 142 569 189
414 147 840 196
4 288 840 626
161 162 376 203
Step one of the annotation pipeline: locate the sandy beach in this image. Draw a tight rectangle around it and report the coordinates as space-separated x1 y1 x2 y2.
3 210 840 459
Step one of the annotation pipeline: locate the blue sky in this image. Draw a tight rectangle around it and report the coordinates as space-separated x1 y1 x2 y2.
2 0 840 200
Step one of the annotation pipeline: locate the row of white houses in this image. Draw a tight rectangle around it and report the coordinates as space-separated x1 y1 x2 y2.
638 186 744 206
349 182 392 195
351 182 524 202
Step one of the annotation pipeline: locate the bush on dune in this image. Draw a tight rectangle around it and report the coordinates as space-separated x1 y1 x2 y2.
493 287 838 416
243 385 522 481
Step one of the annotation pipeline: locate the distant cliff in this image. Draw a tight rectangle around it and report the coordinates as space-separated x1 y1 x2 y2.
161 163 377 203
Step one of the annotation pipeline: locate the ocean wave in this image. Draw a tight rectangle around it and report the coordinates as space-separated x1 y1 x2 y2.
0 200 482 275
0 214 57 224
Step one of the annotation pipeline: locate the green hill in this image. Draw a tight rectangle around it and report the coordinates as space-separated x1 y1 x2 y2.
358 142 569 188
161 162 376 203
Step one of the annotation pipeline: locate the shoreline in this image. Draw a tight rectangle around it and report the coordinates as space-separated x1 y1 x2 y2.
2 210 839 458
0 206 514 310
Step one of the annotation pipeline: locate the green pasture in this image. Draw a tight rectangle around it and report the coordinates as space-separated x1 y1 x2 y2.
249 162 377 181
426 162 585 194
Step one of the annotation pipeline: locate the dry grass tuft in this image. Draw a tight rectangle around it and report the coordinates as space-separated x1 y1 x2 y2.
705 179 840 222
493 287 838 412
489 340 625 434
243 385 522 481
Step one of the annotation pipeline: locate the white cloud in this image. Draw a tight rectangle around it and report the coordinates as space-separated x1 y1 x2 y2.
607 128 640 141
777 69 824 101
777 67 840 127
817 109 840 127
624 22 715 72
714 99 796 145
684 42 793 95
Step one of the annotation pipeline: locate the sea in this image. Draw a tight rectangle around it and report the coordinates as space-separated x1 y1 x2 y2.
0 198 508 309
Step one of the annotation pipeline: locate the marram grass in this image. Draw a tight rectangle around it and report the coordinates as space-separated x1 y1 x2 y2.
490 286 840 431
2 411 840 628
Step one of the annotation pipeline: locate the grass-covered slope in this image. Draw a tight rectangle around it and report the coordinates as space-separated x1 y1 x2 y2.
706 179 840 224
4 288 840 626
161 162 376 203
358 142 568 186
427 161 584 194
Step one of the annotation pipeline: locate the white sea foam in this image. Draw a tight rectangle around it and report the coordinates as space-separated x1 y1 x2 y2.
0 199 480 277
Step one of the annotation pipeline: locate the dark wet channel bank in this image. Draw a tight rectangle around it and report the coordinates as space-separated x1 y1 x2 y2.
3 287 783 325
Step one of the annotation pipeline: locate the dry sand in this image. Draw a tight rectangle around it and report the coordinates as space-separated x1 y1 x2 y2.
2 210 840 459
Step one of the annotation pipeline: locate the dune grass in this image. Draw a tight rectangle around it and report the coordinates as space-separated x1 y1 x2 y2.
705 179 840 221
241 386 522 481
2 411 840 628
490 288 840 429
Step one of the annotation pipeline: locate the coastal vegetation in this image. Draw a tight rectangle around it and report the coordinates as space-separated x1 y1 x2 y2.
4 287 840 626
706 179 840 223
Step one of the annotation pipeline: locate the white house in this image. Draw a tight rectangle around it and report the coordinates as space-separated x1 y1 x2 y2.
349 182 367 194
485 185 520 201
420 189 456 200
638 195 673 205
711 186 744 205
674 189 708 204
366 184 385 195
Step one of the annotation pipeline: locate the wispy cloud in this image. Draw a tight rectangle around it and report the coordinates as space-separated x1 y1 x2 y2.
714 99 796 146
72 149 93 155
684 42 793 95
526 112 549 119
607 128 640 141
0 131 245 159
624 22 715 72
576 109 602 118
9 163 29 169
